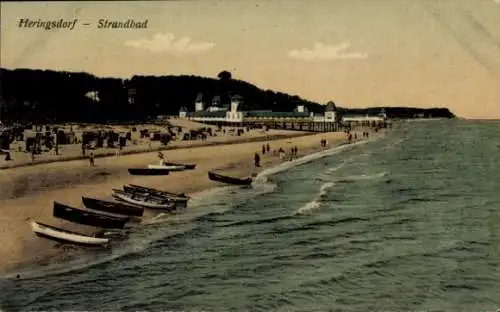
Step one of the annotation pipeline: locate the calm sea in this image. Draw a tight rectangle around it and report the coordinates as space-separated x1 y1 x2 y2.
1 119 499 312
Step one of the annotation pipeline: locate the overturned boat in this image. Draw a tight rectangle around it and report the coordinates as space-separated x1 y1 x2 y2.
53 201 131 229
31 221 109 246
112 189 176 210
82 196 144 217
128 168 170 176
208 171 253 186
123 184 189 208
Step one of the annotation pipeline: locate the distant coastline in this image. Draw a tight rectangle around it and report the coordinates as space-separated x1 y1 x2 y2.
0 67 455 124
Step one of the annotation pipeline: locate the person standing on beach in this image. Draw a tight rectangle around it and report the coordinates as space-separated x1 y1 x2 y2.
262 144 266 155
254 152 261 167
81 143 86 157
321 138 327 148
158 152 165 166
89 151 95 166
266 143 270 153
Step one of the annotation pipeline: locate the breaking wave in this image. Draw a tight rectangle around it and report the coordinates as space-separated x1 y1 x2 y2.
295 181 336 216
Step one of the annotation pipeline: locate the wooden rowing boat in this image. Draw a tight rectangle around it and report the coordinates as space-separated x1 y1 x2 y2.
208 171 253 186
31 221 109 246
112 189 176 210
82 196 144 217
127 184 189 199
123 185 189 209
128 168 170 176
163 162 196 170
53 201 131 229
147 164 186 171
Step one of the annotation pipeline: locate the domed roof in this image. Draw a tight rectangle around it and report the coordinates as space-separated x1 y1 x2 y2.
325 101 337 112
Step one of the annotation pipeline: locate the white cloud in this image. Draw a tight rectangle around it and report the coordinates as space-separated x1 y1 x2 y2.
288 42 368 61
124 33 216 53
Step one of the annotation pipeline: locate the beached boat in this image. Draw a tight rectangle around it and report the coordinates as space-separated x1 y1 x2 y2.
208 171 253 186
112 189 176 210
163 162 196 170
123 185 189 208
82 196 144 217
147 164 186 171
128 168 170 176
127 184 189 199
53 201 131 229
31 221 109 246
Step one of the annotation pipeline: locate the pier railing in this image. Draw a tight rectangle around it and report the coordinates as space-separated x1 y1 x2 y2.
164 115 388 132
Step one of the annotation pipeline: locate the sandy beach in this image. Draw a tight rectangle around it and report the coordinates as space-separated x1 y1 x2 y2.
0 127 363 273
0 119 309 169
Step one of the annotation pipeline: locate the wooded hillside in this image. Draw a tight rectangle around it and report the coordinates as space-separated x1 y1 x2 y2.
0 68 455 123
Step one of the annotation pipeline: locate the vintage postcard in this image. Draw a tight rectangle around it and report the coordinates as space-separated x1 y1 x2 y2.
0 1 499 311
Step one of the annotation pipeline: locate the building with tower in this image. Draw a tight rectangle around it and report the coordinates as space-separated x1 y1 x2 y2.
178 93 387 127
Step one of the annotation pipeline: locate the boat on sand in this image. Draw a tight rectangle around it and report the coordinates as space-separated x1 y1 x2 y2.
112 189 176 210
208 171 253 186
123 185 189 208
163 161 196 170
53 201 131 229
127 184 189 199
82 196 144 217
147 164 186 171
123 185 190 209
128 168 170 176
30 221 109 246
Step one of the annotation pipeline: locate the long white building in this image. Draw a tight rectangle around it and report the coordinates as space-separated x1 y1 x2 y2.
178 95 387 126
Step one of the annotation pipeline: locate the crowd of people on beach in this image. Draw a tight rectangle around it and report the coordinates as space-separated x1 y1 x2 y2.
82 127 371 169
253 129 370 169
3 123 374 171
342 129 369 144
253 140 308 168
1 124 262 167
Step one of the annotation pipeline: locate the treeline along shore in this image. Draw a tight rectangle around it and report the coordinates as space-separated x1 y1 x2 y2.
0 68 456 124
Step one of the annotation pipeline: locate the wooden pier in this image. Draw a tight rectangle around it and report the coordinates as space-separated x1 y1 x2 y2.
189 118 388 132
